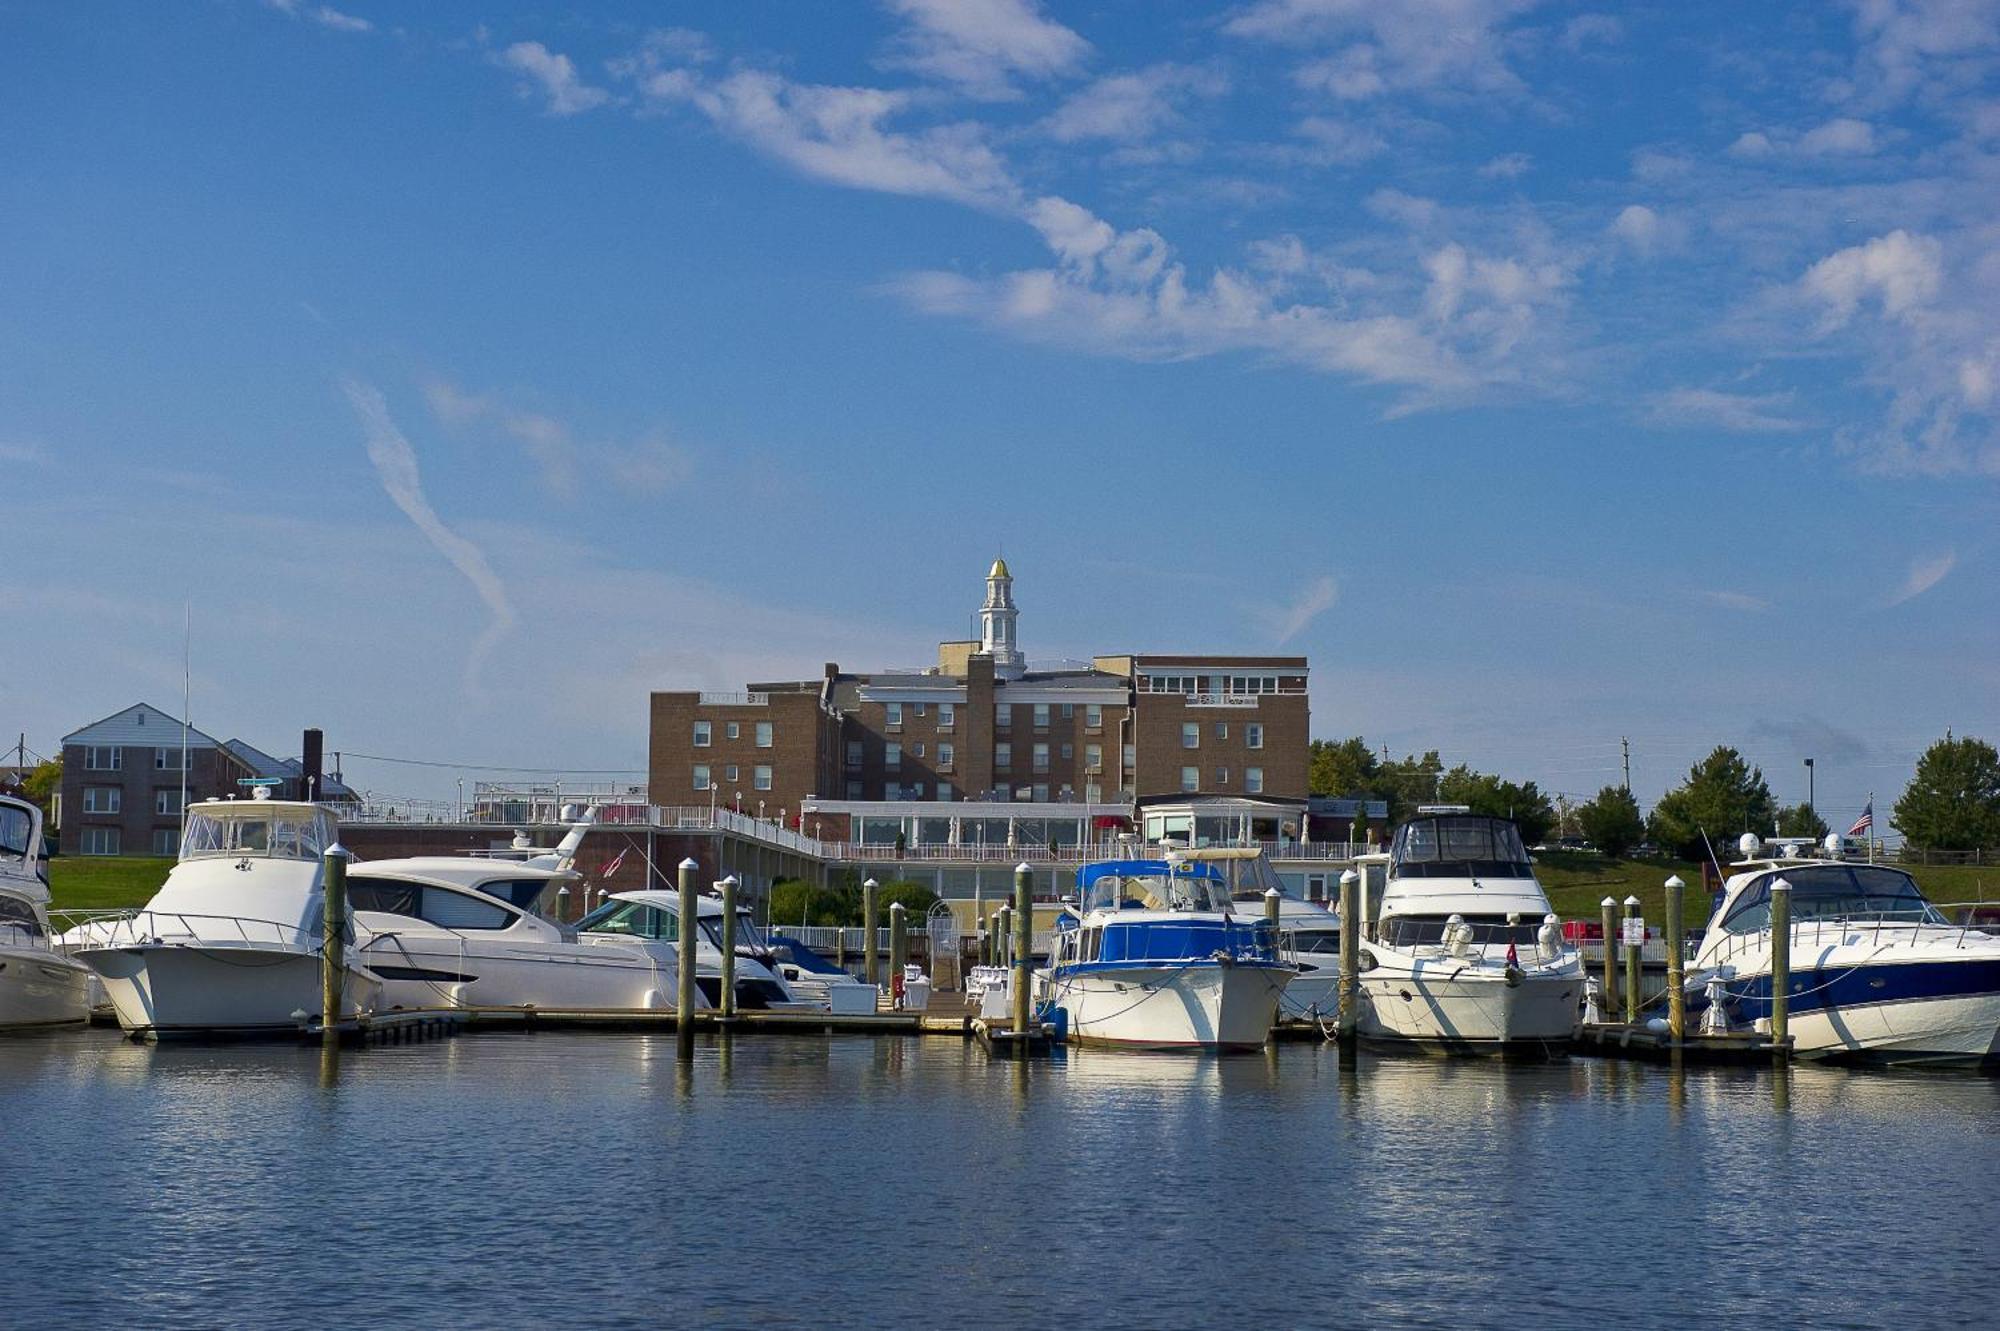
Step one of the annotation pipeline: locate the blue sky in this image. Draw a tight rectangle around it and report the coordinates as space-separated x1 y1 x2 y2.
5 1 1997 826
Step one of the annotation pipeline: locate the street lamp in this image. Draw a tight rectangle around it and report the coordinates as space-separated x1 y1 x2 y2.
456 778 464 822
1804 757 1815 813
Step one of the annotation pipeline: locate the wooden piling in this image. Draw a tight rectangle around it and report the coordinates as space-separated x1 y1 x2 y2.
1623 894 1642 1024
719 874 739 1021
1664 874 1686 1044
995 904 1012 971
1599 897 1618 1015
676 857 698 1059
890 900 908 1003
862 877 880 990
1770 876 1791 1062
322 844 351 1043
1011 862 1032 1037
1336 868 1359 1054
1263 885 1281 947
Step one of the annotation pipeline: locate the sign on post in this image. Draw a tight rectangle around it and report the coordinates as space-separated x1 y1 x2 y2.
1619 918 1647 948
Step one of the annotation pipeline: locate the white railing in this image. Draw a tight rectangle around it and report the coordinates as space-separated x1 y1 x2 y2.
56 909 319 952
1699 907 2000 968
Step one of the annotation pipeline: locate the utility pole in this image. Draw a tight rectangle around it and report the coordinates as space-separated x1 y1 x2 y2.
1621 736 1630 793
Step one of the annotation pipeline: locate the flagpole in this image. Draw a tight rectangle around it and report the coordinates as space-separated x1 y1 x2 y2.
1867 790 1875 864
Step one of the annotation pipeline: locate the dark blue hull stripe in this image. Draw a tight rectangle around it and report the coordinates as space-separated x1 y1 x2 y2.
1695 957 2000 1022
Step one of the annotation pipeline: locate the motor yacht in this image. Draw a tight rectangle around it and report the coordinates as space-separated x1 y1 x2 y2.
1685 833 2000 1067
1042 856 1292 1051
1183 845 1345 1021
1357 808 1582 1055
68 794 384 1038
0 794 94 1030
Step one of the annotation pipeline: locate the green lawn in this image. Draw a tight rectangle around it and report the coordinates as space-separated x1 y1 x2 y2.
47 857 173 913
1534 851 2000 929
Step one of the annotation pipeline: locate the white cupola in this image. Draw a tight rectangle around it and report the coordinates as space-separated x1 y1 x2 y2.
980 557 1026 679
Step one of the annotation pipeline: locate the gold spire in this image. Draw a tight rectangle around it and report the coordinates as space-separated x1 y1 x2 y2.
988 557 1010 579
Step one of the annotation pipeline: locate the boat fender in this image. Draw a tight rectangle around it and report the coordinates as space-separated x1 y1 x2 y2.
1357 949 1377 972
1504 965 1523 988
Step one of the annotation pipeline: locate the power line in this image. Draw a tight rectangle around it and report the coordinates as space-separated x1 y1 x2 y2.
338 751 646 776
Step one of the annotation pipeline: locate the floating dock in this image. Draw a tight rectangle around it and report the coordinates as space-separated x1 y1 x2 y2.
1572 1021 1791 1065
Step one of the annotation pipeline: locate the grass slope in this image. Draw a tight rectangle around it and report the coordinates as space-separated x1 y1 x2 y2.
47 857 172 912
1534 852 2000 929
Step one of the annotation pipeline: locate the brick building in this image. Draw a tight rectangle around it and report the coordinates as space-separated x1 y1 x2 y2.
648 561 1311 820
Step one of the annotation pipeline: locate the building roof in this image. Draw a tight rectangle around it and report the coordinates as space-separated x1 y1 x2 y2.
220 739 358 800
63 703 221 749
989 557 1010 578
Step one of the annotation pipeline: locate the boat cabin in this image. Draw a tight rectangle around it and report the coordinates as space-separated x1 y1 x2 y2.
180 798 337 863
1706 862 1944 940
1379 811 1555 946
1059 860 1277 968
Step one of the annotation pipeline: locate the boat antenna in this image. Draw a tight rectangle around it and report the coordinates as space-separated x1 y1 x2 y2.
1698 825 1724 883
180 600 192 834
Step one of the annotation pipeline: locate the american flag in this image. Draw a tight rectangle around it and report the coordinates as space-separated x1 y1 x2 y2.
1846 801 1873 837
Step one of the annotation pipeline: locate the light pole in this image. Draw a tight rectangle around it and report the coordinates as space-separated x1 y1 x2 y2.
758 799 766 821
708 778 717 823
456 778 464 822
1804 757 1815 816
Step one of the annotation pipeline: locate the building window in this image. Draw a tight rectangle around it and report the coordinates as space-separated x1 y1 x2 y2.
1180 766 1199 793
155 788 183 816
939 702 955 730
1246 767 1264 794
846 740 863 768
1123 744 1136 772
693 765 711 790
1033 704 1050 729
154 747 188 770
885 702 903 729
85 745 122 771
1060 743 1073 762
1032 743 1049 773
1033 784 1049 802
886 743 902 770
82 827 121 856
151 828 180 856
938 743 954 770
907 782 925 800
994 703 1011 729
1214 722 1229 741
755 722 773 748
693 721 711 747
846 780 863 799
1085 743 1102 772
911 742 924 759
994 783 1010 800
725 722 740 741
725 765 739 783
1085 704 1102 730
994 743 1012 770
913 703 926 718
1246 724 1264 750
884 782 902 802
936 782 952 801
1181 723 1199 749
1217 767 1230 786
83 786 122 814
753 766 773 791
1061 704 1074 720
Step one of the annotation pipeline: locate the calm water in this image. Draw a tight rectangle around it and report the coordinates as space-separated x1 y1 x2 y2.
3 1030 1996 1330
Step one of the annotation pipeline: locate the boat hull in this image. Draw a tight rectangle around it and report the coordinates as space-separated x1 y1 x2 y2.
1359 958 1581 1055
77 942 382 1038
1050 962 1289 1051
1276 962 1340 1021
361 938 678 1013
0 945 95 1029
1698 956 2000 1068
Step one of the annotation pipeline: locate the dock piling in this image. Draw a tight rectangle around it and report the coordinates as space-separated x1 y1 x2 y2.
1599 897 1618 1015
1336 868 1360 1057
1012 862 1032 1037
554 883 570 923
719 874 739 1021
1263 884 1281 947
862 878 880 990
322 844 352 1043
1664 875 1686 1045
1770 876 1791 1062
676 857 699 1059
890 900 907 1006
995 904 1012 971
1623 894 1642 1024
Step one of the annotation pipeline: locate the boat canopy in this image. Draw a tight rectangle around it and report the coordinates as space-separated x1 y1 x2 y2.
1078 859 1227 914
1176 845 1288 901
0 797 47 902
1714 863 1945 935
1392 815 1532 879
180 800 336 863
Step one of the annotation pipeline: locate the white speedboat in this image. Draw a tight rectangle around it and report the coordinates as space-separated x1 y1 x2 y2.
1357 808 1582 1055
764 930 882 1014
1685 834 2000 1068
68 794 383 1038
0 794 94 1030
1042 856 1292 1051
349 862 802 1013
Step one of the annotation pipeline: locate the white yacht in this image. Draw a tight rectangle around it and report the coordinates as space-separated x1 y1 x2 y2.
68 794 384 1038
0 794 94 1030
1185 846 1345 1021
349 865 803 1014
1686 834 2000 1067
1042 856 1292 1051
1357 808 1582 1055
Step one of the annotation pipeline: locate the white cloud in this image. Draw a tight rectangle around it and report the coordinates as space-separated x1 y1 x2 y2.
0 442 48 465
1887 551 1957 605
1847 0 2000 107
342 379 517 696
262 0 373 34
1040 64 1225 143
1226 0 1540 100
1285 116 1389 165
1800 116 1878 154
1799 229 1943 331
625 65 1018 210
1609 204 1687 256
1479 152 1532 178
423 378 693 502
500 41 612 117
1560 13 1623 51
1645 387 1808 433
879 0 1090 100
1256 574 1340 643
1699 589 1772 612
1726 130 1773 158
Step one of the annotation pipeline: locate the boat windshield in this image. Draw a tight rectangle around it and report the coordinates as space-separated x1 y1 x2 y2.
1082 864 1227 913
1722 864 1945 934
1380 914 1543 946
0 892 42 939
576 899 680 941
0 804 34 859
1292 926 1342 956
180 806 334 862
1392 816 1532 878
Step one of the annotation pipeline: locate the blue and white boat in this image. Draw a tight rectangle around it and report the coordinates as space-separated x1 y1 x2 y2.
1687 834 2000 1067
1041 856 1292 1051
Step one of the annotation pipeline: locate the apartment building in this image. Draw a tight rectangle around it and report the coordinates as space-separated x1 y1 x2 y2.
648 561 1312 819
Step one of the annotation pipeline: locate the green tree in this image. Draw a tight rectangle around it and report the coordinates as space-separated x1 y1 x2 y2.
1892 732 2000 851
1309 737 1380 797
1647 746 1777 861
1436 764 1557 844
1776 803 1829 840
21 758 60 819
1376 749 1445 825
1578 785 1644 857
